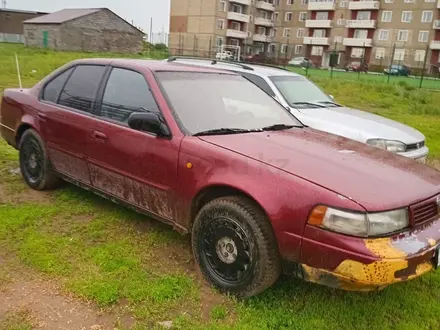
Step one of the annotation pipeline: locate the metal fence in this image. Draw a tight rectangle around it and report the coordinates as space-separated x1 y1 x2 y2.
163 34 440 90
0 33 24 44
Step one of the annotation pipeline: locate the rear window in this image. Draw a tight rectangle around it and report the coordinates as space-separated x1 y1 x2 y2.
42 68 73 103
58 65 106 113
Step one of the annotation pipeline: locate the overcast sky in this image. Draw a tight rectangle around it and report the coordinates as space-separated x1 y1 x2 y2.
6 0 170 34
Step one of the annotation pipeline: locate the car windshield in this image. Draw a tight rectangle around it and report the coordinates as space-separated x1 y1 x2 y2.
270 75 332 106
156 72 302 135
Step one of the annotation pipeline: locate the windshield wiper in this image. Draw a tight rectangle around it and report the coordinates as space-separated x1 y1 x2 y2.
290 102 325 109
261 124 297 132
316 101 341 108
193 128 261 136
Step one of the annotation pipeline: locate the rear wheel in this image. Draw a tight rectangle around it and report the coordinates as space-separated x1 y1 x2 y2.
19 129 60 190
192 196 281 298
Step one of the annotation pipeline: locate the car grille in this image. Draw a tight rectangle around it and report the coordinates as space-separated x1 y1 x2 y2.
411 197 439 225
406 141 425 151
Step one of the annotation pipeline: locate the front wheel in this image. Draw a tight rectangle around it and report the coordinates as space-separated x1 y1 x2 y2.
19 129 60 190
192 196 281 298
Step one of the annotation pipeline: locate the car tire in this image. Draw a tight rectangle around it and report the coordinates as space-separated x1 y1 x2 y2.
192 196 281 298
19 129 60 190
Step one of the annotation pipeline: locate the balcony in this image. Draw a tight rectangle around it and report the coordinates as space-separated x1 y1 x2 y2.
308 0 336 10
253 34 274 42
348 1 380 10
434 20 440 29
254 17 275 27
343 38 372 47
303 37 329 45
305 19 332 28
229 0 251 5
430 40 440 50
256 1 275 12
227 11 251 23
226 29 248 39
346 19 377 29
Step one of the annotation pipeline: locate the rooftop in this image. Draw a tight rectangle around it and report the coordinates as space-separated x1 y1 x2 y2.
23 8 101 24
0 8 48 15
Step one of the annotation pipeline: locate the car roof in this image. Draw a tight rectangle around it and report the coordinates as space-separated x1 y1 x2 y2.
65 58 237 74
166 57 303 77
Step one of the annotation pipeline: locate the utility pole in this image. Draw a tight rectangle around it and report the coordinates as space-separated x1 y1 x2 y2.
387 43 396 84
419 44 429 88
150 17 153 44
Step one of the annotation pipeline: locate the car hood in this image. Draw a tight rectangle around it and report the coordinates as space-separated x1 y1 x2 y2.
199 128 440 212
292 106 425 144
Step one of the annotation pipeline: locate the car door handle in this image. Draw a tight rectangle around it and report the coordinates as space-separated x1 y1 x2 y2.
91 131 108 142
37 113 48 122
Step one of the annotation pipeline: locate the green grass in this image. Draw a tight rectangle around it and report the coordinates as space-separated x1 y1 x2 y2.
2 43 440 329
289 66 440 90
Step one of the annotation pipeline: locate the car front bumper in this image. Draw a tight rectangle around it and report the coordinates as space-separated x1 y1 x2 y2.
290 217 440 291
398 146 429 163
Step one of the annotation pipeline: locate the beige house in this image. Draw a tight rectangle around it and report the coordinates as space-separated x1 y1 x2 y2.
170 0 440 71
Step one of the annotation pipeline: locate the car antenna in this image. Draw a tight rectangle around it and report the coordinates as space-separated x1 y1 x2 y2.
15 53 22 89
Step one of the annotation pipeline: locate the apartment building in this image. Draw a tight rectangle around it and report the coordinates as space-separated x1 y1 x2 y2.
169 0 440 71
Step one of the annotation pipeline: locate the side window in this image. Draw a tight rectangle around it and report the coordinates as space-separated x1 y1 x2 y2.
42 67 73 103
240 73 275 97
100 68 159 123
58 65 106 113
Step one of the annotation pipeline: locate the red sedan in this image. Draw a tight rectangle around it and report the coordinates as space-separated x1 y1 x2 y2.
1 59 440 297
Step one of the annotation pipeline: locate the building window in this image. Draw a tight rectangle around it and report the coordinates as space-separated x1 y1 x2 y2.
397 30 408 42
219 1 226 12
217 19 225 29
287 0 294 4
269 44 277 53
351 48 364 58
270 28 276 37
283 28 291 37
421 11 433 23
311 46 323 56
384 0 394 3
231 21 241 30
394 49 405 61
258 26 267 35
418 30 429 42
375 48 386 59
295 45 303 54
381 11 392 23
299 12 307 21
353 29 367 39
297 28 305 38
274 12 279 21
415 50 426 61
247 31 252 37
301 0 308 4
313 29 326 37
378 30 389 40
357 11 371 20
231 4 243 13
285 12 293 21
401 11 412 23
316 12 328 20
337 19 346 25
340 1 348 7
404 0 414 2
281 44 288 53
216 37 223 47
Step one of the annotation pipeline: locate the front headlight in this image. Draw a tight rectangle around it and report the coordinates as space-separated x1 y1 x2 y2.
308 206 409 237
367 139 406 153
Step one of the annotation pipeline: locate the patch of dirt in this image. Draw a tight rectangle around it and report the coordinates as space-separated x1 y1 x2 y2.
0 181 53 205
0 271 134 330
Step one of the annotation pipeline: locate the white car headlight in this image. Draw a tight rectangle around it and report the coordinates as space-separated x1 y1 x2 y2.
367 139 406 153
308 206 409 237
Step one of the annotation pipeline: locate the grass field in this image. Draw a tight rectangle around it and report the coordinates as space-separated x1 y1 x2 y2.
2 42 440 329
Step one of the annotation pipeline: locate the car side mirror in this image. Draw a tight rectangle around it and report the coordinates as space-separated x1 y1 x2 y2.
128 112 170 137
328 94 334 100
